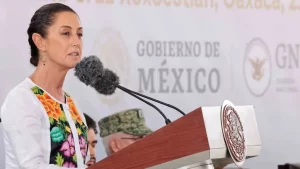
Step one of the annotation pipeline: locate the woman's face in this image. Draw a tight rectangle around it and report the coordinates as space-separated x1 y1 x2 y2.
42 11 83 69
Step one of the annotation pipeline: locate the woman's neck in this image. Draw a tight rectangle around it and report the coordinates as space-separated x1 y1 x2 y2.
29 62 68 103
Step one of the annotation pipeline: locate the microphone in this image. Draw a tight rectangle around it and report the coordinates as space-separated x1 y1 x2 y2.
74 56 172 124
75 56 186 116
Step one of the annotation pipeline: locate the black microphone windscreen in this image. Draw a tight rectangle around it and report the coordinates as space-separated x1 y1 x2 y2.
92 68 119 95
74 55 104 86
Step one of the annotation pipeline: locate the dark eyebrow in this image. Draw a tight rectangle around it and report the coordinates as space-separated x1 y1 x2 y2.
92 140 98 144
60 25 71 29
60 25 83 30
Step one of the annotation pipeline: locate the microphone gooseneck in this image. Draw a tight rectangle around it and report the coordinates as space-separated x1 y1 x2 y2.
116 85 171 124
99 68 186 116
116 84 186 116
98 69 172 124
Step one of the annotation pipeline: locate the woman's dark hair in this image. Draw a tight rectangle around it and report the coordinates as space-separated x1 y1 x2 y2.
27 3 77 66
83 113 98 134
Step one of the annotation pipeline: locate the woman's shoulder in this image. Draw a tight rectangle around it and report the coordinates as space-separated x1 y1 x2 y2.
4 78 37 101
1 78 41 114
1 78 46 126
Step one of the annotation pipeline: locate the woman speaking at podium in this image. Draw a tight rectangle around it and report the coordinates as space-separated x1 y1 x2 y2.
1 3 89 169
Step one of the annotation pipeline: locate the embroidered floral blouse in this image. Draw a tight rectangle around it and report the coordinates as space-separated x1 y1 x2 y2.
1 78 88 169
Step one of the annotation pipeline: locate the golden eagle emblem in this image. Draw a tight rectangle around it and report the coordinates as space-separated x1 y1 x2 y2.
248 57 266 81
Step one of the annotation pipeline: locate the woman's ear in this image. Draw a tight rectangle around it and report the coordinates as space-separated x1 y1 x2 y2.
109 138 122 153
32 33 46 51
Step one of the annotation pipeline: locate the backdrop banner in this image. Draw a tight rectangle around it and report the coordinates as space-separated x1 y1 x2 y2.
0 1 299 169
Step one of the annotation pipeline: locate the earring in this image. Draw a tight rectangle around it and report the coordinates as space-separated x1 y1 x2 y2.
42 54 47 66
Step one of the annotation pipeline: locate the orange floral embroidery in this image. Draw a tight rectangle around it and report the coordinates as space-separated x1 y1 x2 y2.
67 97 83 125
37 93 63 121
31 87 88 165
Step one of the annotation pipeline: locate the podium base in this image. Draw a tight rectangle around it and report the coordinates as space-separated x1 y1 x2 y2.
178 160 214 169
